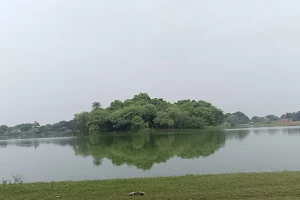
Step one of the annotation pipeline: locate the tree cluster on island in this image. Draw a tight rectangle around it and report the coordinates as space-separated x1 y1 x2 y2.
1 93 300 136
73 93 224 135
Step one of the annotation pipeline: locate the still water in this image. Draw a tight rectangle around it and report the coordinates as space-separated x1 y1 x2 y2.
1 126 300 183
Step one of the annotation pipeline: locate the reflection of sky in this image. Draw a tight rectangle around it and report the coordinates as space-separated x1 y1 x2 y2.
2 127 300 182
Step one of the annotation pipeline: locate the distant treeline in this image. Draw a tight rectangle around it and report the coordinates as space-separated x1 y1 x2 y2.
0 120 75 136
2 93 300 136
73 93 224 135
224 111 300 127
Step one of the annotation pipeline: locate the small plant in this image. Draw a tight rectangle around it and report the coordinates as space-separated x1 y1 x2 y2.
2 174 27 185
11 173 25 184
2 178 7 185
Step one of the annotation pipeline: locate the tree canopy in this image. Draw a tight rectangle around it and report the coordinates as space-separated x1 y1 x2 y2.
224 111 250 127
73 93 224 135
280 112 300 121
92 102 102 110
266 115 279 121
5 93 300 137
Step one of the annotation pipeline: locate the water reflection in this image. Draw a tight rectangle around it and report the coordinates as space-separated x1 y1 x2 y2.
252 128 280 135
225 129 250 141
0 141 8 148
3 127 300 183
282 128 300 135
0 137 76 149
251 127 300 136
253 129 261 135
73 130 225 170
225 127 284 139
266 129 279 135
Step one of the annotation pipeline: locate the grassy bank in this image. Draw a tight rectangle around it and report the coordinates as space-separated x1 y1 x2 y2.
2 172 300 200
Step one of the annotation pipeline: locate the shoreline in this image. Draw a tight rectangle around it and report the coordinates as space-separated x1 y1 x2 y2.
222 123 300 129
1 125 300 139
2 171 300 199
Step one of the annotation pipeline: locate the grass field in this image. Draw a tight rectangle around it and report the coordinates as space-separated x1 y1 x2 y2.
1 171 300 200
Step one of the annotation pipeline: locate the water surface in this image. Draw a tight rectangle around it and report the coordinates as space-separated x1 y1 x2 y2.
1 126 300 182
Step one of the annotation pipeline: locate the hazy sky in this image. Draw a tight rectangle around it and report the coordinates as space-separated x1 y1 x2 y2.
1 0 300 126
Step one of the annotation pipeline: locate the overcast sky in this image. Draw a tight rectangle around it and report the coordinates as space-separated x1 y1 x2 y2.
1 0 300 126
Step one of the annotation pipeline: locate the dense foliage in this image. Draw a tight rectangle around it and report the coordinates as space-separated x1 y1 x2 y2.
224 111 250 127
281 111 300 121
223 112 290 127
266 115 279 121
73 93 224 135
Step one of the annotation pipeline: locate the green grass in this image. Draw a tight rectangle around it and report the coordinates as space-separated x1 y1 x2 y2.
2 172 300 200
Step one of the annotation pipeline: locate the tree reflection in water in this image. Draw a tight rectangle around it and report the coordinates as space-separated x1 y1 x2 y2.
73 130 225 170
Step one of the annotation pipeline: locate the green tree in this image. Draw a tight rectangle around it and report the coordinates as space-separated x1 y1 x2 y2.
166 107 190 129
211 107 224 126
197 100 212 107
33 121 40 127
92 102 102 110
132 93 151 104
0 125 8 131
187 116 206 129
131 116 147 131
66 120 76 132
286 112 296 120
281 114 287 119
74 112 90 135
123 106 146 121
109 110 130 132
227 114 238 127
280 112 297 121
150 98 169 111
251 116 263 123
295 111 300 121
142 104 157 128
109 100 123 111
88 109 111 133
232 111 249 124
177 100 196 114
153 111 174 129
123 99 134 107
266 115 279 121
0 125 8 134
17 124 33 132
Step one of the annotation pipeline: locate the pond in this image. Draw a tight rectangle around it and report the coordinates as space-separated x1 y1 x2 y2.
1 126 300 183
